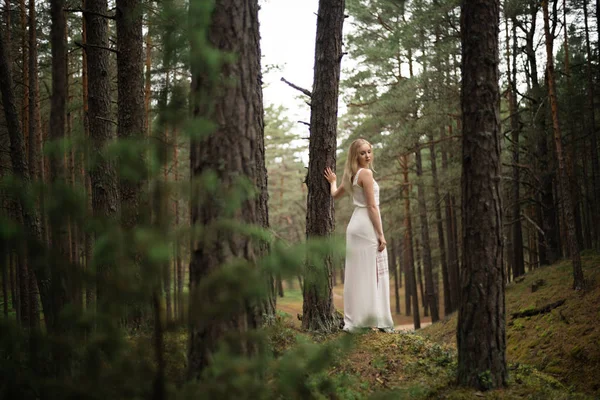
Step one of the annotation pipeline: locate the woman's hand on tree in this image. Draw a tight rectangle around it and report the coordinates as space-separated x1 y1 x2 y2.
324 167 337 184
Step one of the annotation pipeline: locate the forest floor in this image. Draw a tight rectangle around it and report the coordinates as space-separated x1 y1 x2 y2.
262 252 600 398
420 251 600 397
277 280 435 330
151 252 599 399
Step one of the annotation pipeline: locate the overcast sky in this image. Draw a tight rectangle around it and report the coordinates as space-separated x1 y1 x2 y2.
259 0 353 137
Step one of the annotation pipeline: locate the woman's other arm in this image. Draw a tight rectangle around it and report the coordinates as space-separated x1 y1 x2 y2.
360 169 386 251
324 167 346 199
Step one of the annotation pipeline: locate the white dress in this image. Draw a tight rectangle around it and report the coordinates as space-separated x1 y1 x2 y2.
343 168 394 331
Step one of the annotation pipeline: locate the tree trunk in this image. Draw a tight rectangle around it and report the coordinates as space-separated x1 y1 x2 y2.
542 0 585 290
116 0 146 234
523 2 559 266
20 0 29 157
442 129 459 313
2 239 7 317
302 0 345 332
401 155 418 326
508 18 525 278
0 16 52 330
583 0 600 248
429 132 451 315
188 0 270 377
415 238 427 317
81 0 93 310
391 238 400 314
144 30 152 136
85 0 120 307
415 148 439 322
457 0 507 389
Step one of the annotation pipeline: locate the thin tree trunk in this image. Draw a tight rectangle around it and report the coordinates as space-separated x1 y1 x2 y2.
415 149 438 322
401 155 418 326
583 0 600 248
2 238 7 317
144 30 152 136
508 17 525 278
20 0 29 157
1 8 56 325
429 132 451 315
457 0 507 388
542 0 585 290
28 0 42 325
416 238 427 317
82 0 93 310
391 238 400 314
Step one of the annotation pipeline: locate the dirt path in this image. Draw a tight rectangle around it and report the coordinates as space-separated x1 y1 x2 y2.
395 322 432 331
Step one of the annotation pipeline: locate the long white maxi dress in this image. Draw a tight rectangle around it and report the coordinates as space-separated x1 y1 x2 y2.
343 168 394 331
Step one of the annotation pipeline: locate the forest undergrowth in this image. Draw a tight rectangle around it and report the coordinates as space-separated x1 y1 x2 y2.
137 254 600 399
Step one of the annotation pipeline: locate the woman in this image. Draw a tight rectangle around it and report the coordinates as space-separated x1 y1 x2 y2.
324 138 394 333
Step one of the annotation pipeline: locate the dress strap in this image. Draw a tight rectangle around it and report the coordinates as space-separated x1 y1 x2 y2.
353 168 364 186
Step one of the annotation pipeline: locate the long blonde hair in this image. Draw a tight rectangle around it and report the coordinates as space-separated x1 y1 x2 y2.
341 138 373 195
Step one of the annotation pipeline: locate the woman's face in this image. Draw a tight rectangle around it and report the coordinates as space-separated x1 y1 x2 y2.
356 143 372 168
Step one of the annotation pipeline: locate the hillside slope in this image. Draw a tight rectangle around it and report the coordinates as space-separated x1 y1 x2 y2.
421 252 600 396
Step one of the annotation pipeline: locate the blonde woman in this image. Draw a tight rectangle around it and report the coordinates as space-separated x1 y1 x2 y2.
324 138 394 333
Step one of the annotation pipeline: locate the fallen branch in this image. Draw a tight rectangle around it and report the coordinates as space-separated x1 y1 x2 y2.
281 77 312 97
511 299 565 319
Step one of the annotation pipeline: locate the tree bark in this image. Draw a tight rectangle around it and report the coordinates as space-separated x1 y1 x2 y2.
116 0 146 233
391 238 400 314
188 0 271 377
429 132 451 315
582 0 600 248
542 0 585 290
522 1 559 266
442 127 459 312
507 18 525 278
302 0 345 332
458 0 507 389
401 155 419 327
0 16 53 330
85 0 120 306
415 148 439 322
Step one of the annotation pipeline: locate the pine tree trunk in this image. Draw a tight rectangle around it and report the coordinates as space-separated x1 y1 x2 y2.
85 0 120 306
401 155 418 326
542 0 585 290
28 0 42 325
507 19 525 278
2 235 7 317
442 127 459 313
302 0 345 332
429 133 451 315
116 0 146 235
188 0 270 376
0 19 51 329
562 1 586 251
457 0 507 389
391 238 400 314
20 0 29 157
582 0 600 248
81 0 93 310
416 238 427 317
523 2 559 266
144 31 152 136
415 148 439 322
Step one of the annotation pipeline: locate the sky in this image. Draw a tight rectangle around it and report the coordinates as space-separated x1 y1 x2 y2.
259 0 353 142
